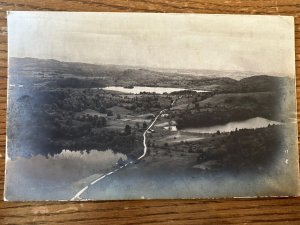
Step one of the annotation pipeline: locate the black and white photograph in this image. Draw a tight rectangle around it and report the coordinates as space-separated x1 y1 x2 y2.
4 12 299 201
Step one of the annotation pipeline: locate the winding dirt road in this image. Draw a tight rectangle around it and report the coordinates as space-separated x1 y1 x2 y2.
71 108 168 200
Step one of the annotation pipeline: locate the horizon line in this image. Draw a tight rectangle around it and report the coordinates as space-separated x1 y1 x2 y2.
9 56 293 78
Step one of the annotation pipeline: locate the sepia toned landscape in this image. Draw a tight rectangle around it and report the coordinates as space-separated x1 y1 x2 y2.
4 12 299 200
5 56 298 200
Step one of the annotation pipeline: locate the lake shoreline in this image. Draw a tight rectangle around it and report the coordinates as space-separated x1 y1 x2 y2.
102 86 211 94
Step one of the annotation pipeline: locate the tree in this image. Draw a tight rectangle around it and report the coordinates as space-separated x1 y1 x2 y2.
93 115 98 122
99 106 106 113
143 121 148 129
117 157 125 166
101 117 107 126
124 125 132 135
135 122 140 129
117 114 121 119
107 110 113 116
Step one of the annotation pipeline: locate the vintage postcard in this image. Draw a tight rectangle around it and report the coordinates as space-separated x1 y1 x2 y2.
4 12 299 201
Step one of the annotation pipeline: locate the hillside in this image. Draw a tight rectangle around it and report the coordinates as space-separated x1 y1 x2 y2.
9 57 124 77
9 57 292 92
9 57 201 80
218 75 293 93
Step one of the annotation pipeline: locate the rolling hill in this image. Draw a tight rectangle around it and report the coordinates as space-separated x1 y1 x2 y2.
9 57 292 92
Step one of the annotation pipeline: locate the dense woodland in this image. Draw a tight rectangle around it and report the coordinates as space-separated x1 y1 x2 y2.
7 84 171 158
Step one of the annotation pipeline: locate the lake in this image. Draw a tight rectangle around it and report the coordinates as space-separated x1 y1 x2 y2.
102 86 209 94
5 149 127 200
181 117 282 134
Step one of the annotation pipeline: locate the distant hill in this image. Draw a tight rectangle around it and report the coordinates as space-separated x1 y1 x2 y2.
9 57 268 80
9 57 291 91
8 57 236 89
152 68 270 80
9 57 124 77
9 57 202 80
218 75 293 93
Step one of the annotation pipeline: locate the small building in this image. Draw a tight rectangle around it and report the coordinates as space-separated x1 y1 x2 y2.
161 113 169 118
147 129 155 133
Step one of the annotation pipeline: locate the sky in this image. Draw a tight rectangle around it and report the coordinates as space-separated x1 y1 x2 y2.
8 12 295 77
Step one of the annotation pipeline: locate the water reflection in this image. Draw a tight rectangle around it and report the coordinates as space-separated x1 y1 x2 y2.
181 117 281 133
